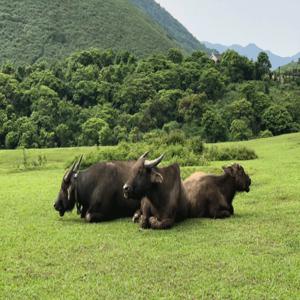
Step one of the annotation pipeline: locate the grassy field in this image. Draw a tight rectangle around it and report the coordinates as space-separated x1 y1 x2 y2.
0 133 299 299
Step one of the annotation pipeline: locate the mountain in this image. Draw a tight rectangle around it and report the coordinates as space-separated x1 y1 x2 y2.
129 0 209 53
204 41 300 70
0 0 197 65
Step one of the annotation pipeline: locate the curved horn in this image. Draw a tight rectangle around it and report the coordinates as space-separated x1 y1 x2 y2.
139 151 149 160
74 155 83 172
144 154 164 168
64 160 76 182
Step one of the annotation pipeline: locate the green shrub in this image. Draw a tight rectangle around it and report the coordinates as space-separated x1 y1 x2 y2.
5 131 19 149
70 139 209 169
259 129 273 138
162 121 181 133
142 129 164 143
188 136 204 154
164 130 186 145
205 145 257 161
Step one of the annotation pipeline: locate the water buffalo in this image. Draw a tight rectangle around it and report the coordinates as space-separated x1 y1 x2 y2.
53 155 141 222
184 163 251 218
123 153 188 229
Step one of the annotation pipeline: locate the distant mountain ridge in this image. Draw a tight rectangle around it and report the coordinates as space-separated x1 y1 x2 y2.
203 41 300 69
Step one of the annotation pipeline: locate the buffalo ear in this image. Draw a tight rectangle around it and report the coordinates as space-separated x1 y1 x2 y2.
150 170 163 183
223 166 234 177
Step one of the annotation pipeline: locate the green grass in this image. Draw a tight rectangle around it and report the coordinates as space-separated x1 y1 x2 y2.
1 133 300 299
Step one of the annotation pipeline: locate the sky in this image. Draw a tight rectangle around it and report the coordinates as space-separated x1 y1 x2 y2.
155 0 300 57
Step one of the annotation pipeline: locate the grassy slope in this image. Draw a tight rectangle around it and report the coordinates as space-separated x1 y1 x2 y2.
0 0 179 65
0 133 299 299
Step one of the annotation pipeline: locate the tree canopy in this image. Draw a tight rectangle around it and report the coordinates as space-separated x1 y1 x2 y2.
0 48 299 149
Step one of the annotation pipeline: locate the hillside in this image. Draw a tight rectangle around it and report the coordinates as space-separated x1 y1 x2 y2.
129 0 209 53
0 0 183 65
279 60 300 72
204 41 300 69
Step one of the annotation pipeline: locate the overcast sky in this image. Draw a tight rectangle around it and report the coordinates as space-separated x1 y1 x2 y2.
155 0 300 57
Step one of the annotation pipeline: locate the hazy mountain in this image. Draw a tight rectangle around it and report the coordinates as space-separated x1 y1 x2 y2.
204 41 300 69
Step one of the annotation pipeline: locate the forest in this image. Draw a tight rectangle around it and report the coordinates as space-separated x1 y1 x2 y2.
0 48 299 150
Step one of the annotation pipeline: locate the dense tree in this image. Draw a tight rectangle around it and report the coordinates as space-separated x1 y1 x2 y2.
262 105 293 135
227 98 254 124
255 52 272 80
167 48 184 64
98 124 114 145
114 76 156 113
201 109 227 142
178 93 208 123
55 124 73 147
5 131 19 149
198 68 225 100
186 51 212 67
150 68 181 91
0 48 298 149
141 89 183 128
230 119 253 141
16 117 39 148
162 121 181 133
220 50 254 82
80 118 108 146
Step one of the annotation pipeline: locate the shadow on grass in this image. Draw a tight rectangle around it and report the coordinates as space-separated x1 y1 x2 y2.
55 216 135 225
57 217 84 224
53 213 254 233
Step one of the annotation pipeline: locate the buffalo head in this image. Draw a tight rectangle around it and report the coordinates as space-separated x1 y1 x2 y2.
222 163 251 192
123 152 164 199
54 155 83 217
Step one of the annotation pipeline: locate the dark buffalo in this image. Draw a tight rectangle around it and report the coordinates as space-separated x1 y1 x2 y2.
123 153 188 229
184 163 251 218
53 155 141 222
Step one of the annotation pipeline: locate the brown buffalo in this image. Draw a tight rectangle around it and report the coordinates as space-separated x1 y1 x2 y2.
184 164 251 218
123 153 188 229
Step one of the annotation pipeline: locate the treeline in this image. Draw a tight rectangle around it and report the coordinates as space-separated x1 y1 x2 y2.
0 48 299 149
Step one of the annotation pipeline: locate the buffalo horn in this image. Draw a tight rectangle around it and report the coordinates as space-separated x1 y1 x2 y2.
139 151 149 160
74 154 83 172
63 160 76 182
144 154 164 168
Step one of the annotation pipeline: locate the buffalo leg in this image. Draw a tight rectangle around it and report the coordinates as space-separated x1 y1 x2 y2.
80 207 88 219
132 209 142 223
209 208 231 219
208 192 231 219
139 215 150 229
149 217 174 229
85 212 106 223
139 197 153 229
